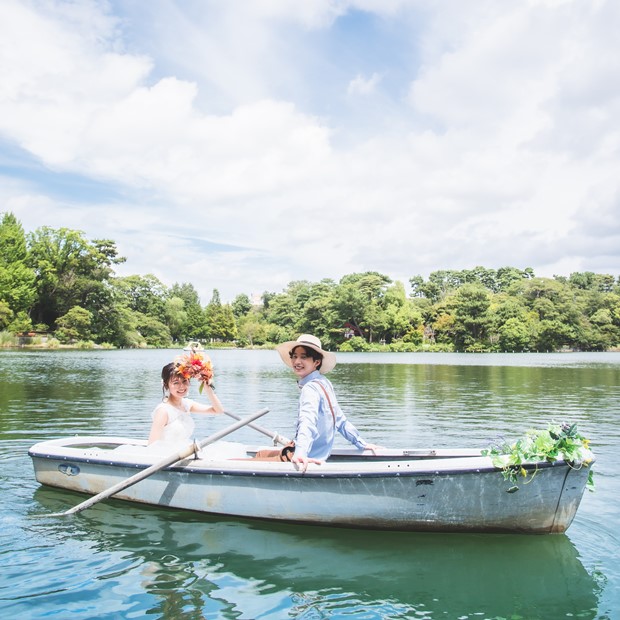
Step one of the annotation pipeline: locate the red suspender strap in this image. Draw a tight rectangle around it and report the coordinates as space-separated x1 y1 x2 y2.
315 382 336 427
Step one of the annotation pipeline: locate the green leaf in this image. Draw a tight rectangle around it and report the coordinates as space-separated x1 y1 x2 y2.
484 422 594 491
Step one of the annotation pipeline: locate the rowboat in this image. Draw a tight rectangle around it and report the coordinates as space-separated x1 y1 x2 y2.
183 340 204 351
28 435 592 533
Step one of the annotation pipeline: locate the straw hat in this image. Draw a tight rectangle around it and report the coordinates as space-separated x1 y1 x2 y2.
276 334 337 373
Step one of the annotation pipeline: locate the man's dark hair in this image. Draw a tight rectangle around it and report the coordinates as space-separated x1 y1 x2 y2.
290 344 323 370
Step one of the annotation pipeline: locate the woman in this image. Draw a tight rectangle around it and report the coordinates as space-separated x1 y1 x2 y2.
147 352 247 459
276 334 380 471
148 360 224 449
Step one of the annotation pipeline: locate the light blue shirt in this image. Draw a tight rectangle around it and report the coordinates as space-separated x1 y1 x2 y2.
293 370 367 460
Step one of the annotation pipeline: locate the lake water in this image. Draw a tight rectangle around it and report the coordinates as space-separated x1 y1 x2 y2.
0 349 618 619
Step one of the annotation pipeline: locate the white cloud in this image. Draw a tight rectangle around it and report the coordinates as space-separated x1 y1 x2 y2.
1 0 620 302
347 73 382 96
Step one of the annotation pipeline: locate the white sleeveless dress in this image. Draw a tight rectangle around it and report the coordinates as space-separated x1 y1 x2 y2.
148 398 248 459
154 401 195 443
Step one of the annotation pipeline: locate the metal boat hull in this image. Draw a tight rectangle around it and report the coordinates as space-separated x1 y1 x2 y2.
29 436 591 533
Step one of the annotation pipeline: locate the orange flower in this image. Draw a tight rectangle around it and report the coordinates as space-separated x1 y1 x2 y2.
174 350 214 392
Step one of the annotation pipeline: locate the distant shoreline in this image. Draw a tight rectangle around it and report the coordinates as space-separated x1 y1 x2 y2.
3 342 619 354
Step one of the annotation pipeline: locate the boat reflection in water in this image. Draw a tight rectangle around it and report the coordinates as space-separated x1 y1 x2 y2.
31 488 601 619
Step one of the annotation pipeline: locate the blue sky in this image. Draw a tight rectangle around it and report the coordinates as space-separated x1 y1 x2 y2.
1 0 619 302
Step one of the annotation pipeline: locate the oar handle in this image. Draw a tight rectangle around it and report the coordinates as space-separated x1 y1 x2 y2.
222 409 292 446
41 407 270 518
196 407 270 449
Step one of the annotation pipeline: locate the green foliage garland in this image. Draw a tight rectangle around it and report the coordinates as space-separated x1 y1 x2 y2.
482 423 595 492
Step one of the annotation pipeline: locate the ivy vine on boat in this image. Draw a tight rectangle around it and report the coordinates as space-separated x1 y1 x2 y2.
482 422 595 493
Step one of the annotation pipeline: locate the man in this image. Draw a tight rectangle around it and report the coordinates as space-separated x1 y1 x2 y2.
276 334 380 471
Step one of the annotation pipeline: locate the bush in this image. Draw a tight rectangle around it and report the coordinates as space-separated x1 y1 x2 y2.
55 306 93 343
0 330 16 347
420 342 454 352
339 336 371 352
388 340 420 352
7 311 32 334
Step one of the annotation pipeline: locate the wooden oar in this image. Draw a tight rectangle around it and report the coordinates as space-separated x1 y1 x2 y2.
222 409 292 446
38 407 270 518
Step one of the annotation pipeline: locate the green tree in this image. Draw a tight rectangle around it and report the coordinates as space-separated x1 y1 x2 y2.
203 288 222 340
496 266 534 292
27 227 124 330
427 270 465 300
98 275 171 347
297 280 338 346
232 293 252 318
0 213 37 314
332 272 392 342
7 310 33 334
511 277 581 350
487 294 532 349
568 271 615 293
169 282 204 339
165 296 188 342
411 267 535 300
135 313 172 347
535 319 574 351
0 300 13 329
462 266 498 291
93 289 140 347
55 306 93 343
217 304 238 341
379 281 423 343
265 290 301 331
498 317 531 351
114 274 168 317
430 301 456 346
0 212 28 262
449 283 492 350
409 275 425 298
203 289 237 341
238 316 269 346
264 281 316 335
261 291 276 309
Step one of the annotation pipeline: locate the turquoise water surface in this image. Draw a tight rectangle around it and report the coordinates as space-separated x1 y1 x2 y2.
0 349 618 619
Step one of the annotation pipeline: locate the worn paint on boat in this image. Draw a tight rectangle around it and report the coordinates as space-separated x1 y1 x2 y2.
28 436 592 533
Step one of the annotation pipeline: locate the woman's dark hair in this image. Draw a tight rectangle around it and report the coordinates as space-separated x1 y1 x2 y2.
289 345 323 370
161 362 184 398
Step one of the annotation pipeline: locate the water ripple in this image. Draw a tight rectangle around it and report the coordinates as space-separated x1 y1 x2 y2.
1 349 619 618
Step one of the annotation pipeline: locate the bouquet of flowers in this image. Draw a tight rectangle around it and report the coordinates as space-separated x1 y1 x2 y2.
174 350 214 393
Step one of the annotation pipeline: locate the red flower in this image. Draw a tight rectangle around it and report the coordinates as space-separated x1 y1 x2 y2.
174 351 214 392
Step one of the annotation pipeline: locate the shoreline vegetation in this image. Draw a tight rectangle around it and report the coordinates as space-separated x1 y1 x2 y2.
2 212 620 354
3 333 619 355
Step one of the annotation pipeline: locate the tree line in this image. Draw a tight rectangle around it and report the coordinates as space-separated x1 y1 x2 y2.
2 212 619 352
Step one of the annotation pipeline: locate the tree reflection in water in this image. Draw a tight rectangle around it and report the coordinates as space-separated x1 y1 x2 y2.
31 488 601 620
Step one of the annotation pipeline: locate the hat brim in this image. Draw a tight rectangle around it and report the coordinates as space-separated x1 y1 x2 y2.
276 340 337 373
